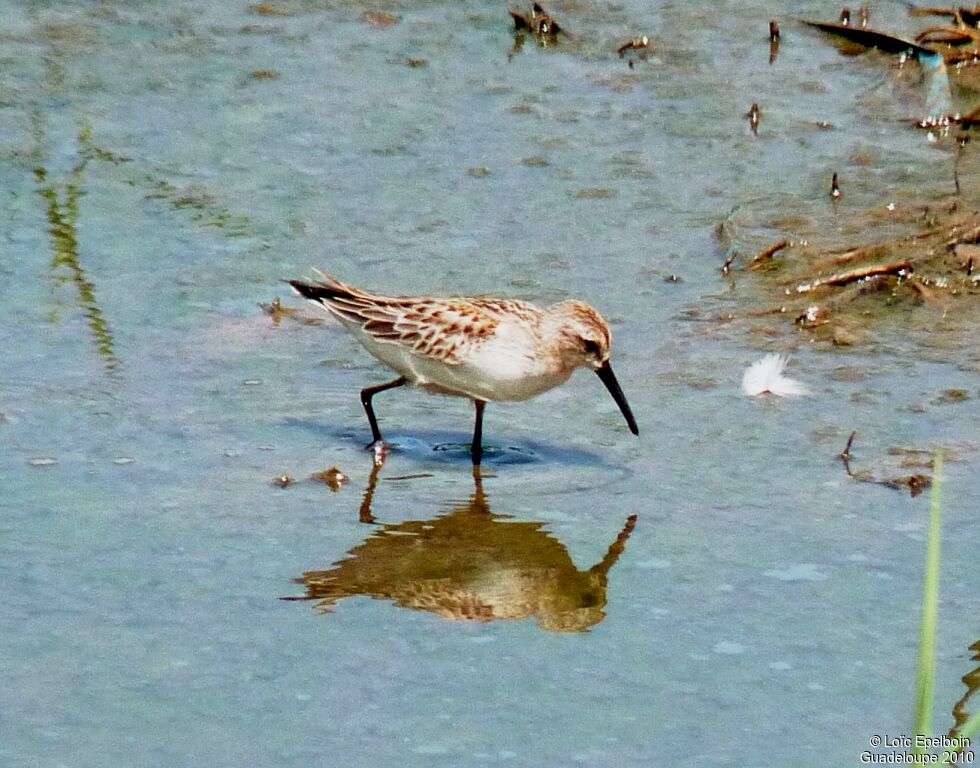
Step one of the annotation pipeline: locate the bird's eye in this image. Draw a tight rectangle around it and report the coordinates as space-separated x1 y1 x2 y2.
582 339 601 357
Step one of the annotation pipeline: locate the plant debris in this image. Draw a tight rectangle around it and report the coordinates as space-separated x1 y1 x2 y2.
746 103 761 135
509 2 563 44
251 3 293 16
749 238 788 268
802 15 938 59
310 467 350 491
769 20 781 63
718 201 980 346
260 296 324 326
617 36 650 57
617 36 650 68
838 432 936 497
363 10 397 27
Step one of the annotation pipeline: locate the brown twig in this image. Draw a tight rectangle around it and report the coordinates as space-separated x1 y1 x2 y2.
813 243 888 270
947 224 980 248
794 259 912 293
907 7 958 19
840 430 857 460
824 260 913 285
910 280 947 306
749 239 789 268
746 305 788 317
945 48 980 64
839 430 858 480
838 431 932 496
960 106 980 127
915 25 980 44
721 250 738 274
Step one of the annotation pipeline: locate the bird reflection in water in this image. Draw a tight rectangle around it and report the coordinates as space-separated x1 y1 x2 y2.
283 466 637 632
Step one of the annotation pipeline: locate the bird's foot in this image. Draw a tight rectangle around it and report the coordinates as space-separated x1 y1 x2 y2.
366 439 389 467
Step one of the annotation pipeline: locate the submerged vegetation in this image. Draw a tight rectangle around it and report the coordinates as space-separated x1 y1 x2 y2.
719 201 980 347
33 142 121 377
710 6 980 351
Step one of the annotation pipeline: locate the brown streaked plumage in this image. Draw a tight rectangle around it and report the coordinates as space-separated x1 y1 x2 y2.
289 271 638 465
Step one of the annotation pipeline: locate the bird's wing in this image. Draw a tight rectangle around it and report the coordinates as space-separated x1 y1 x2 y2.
290 273 541 366
359 299 501 364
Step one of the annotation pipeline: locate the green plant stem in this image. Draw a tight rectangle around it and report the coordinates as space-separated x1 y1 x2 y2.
913 453 942 754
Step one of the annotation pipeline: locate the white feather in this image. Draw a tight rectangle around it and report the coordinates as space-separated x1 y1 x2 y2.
742 353 809 397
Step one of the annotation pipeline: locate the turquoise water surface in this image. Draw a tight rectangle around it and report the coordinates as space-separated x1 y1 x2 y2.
2 2 979 766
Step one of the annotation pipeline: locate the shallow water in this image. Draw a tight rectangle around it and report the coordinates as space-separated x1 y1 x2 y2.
2 1 979 766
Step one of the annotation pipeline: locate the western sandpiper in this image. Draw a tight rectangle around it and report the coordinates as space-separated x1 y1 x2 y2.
289 271 638 465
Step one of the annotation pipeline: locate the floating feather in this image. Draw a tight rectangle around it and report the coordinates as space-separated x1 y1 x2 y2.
742 353 809 397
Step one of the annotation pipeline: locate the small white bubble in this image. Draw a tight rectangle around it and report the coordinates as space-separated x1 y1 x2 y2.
893 522 922 533
713 640 745 655
764 564 827 582
412 744 450 756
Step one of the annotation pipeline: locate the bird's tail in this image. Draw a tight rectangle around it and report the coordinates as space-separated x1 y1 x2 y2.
287 270 389 328
287 269 357 303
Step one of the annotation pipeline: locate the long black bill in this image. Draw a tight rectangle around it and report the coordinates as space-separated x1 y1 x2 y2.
595 361 639 436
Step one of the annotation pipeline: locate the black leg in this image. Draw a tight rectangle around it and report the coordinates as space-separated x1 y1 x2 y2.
471 399 486 465
360 377 407 446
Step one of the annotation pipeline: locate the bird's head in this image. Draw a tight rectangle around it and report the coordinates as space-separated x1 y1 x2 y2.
549 300 638 435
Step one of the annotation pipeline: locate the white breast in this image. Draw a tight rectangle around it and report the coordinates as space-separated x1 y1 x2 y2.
348 315 571 402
